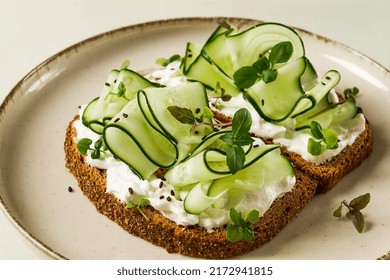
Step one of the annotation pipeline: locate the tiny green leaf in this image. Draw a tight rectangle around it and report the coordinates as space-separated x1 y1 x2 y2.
333 204 343 218
262 69 278 83
252 56 270 74
226 145 245 174
232 108 252 136
167 106 195 125
219 133 234 146
322 128 339 149
77 138 93 155
245 209 260 224
234 134 255 146
269 41 293 65
226 224 242 242
229 208 244 226
310 121 323 139
168 54 181 63
221 94 232 102
241 225 255 242
233 66 259 89
91 149 101 159
155 57 169 66
120 59 131 70
347 210 365 233
307 138 323 156
125 201 136 209
349 193 371 211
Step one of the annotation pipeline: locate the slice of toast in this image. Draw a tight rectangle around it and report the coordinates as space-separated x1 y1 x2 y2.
64 115 318 259
213 111 374 194
280 121 373 193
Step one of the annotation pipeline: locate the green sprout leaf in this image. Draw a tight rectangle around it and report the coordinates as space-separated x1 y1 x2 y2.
268 41 293 65
307 121 339 156
252 56 270 74
226 208 258 242
262 68 278 84
322 128 339 149
233 41 294 88
349 193 371 211
76 138 93 155
233 66 258 89
226 145 246 175
156 54 181 66
310 121 323 139
120 59 131 70
245 209 260 224
126 198 150 220
77 137 107 159
307 138 323 156
221 108 254 174
167 106 196 125
226 224 242 242
232 107 252 137
333 193 370 233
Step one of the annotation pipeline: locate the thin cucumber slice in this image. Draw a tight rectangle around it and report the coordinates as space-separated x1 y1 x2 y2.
82 68 158 134
103 99 177 179
182 147 294 214
184 52 241 97
208 150 293 196
225 22 304 72
180 42 202 73
244 57 311 122
295 99 359 130
290 70 341 118
137 82 213 162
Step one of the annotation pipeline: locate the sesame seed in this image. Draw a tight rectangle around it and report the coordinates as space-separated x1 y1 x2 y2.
167 196 172 202
105 82 110 86
171 190 175 196
128 187 134 195
122 113 128 118
68 186 73 192
114 118 120 123
159 195 165 199
159 181 164 188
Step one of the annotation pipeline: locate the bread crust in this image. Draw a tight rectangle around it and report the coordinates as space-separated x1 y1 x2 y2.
64 115 318 259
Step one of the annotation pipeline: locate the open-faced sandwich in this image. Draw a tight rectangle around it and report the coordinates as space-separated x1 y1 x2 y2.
64 21 373 259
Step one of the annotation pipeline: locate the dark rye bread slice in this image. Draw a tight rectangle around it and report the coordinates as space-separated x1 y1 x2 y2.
213 111 374 194
64 115 318 259
280 121 373 193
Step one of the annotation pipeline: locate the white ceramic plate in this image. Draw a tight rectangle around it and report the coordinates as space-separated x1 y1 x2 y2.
0 17 389 260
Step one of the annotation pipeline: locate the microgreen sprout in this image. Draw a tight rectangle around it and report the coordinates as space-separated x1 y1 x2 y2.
307 121 339 156
156 54 182 66
76 137 107 159
126 198 151 220
168 106 254 174
233 41 293 88
167 105 229 134
219 108 254 174
209 81 232 108
226 208 259 242
333 193 370 233
120 59 131 70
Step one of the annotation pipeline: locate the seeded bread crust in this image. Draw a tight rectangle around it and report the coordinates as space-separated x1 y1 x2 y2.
213 111 374 193
64 115 318 259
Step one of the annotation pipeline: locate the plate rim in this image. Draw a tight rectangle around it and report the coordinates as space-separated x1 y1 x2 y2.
0 16 389 260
